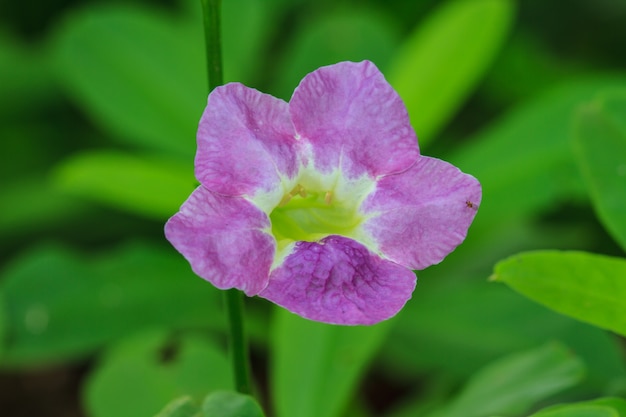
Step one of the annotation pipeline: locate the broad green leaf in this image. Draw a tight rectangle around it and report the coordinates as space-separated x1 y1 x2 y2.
587 398 626 416
85 331 232 417
529 398 626 417
52 0 279 155
155 396 200 417
492 250 626 337
271 308 392 417
573 93 626 251
530 405 616 417
387 0 514 144
271 9 400 100
52 5 206 155
52 150 195 220
429 342 584 417
0 241 222 366
202 391 265 417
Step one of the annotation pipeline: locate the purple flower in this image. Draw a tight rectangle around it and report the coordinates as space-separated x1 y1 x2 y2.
165 61 481 325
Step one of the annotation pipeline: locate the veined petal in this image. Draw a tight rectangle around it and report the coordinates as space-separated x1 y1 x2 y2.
165 186 275 296
195 83 298 206
362 156 481 270
289 61 419 179
259 236 416 325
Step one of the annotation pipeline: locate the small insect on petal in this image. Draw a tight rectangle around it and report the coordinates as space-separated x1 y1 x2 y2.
466 200 478 210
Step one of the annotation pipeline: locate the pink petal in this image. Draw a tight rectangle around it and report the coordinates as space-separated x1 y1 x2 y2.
164 186 275 296
289 61 419 178
259 236 416 325
195 83 298 198
362 156 481 270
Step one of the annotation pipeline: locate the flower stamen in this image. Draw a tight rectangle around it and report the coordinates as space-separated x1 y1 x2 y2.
296 184 307 198
324 191 333 205
279 184 308 207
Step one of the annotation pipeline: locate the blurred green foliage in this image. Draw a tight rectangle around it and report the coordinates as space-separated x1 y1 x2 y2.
155 391 265 417
1 0 625 416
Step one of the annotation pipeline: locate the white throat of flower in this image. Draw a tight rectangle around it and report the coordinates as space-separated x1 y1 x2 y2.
250 163 380 271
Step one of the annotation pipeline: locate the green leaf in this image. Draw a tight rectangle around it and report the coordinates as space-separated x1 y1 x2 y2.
0 241 222 366
52 5 205 155
85 331 232 417
271 308 392 417
387 0 514 144
529 397 626 417
531 405 617 417
432 342 584 417
52 150 195 220
589 397 626 417
154 396 200 417
492 250 626 337
587 398 626 416
202 391 265 417
572 92 626 252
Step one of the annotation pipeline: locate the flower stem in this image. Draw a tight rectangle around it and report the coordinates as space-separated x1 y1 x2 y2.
199 0 252 395
200 0 223 91
224 289 253 395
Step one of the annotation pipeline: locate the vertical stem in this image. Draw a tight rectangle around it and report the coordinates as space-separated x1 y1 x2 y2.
199 0 252 395
200 0 223 91
224 289 253 395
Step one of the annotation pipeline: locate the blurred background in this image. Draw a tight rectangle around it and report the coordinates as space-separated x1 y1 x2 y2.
1 0 625 416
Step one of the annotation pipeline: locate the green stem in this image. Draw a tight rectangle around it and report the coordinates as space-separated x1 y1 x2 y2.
200 0 223 91
199 0 252 395
224 289 253 395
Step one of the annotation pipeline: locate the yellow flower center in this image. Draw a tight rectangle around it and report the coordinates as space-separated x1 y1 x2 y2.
269 182 364 250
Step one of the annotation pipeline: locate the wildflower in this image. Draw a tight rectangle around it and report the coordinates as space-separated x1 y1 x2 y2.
165 61 481 325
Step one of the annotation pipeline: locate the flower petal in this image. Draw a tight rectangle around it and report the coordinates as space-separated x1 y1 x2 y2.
259 235 416 325
164 186 275 296
289 61 419 178
362 156 481 270
195 83 298 203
